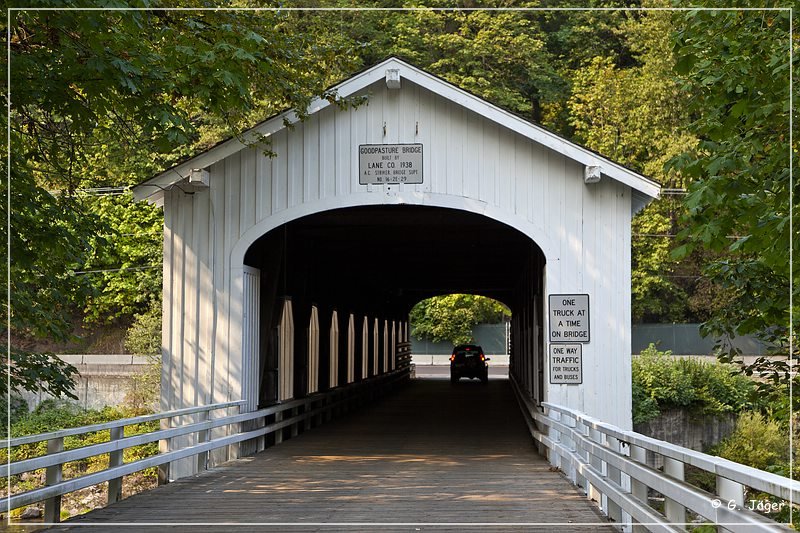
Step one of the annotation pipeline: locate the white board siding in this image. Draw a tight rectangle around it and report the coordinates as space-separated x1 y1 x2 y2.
160 76 637 442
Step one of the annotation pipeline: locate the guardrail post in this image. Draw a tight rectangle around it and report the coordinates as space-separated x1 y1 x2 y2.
196 410 209 473
107 426 124 504
586 425 603 507
717 476 744 513
291 407 299 438
575 418 589 494
44 436 64 523
158 415 172 485
304 401 313 431
275 411 283 445
663 457 686 526
629 444 648 533
605 435 623 524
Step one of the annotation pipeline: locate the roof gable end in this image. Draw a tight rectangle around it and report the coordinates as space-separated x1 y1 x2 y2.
134 57 660 207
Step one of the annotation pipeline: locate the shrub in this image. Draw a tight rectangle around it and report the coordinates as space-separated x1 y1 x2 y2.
715 412 787 472
632 344 755 424
124 298 161 356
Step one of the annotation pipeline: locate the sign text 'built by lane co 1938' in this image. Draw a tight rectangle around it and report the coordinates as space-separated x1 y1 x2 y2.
359 144 423 185
548 294 590 343
549 344 582 385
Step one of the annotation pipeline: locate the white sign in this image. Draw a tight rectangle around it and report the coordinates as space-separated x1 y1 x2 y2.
550 344 583 385
359 144 423 185
549 294 590 343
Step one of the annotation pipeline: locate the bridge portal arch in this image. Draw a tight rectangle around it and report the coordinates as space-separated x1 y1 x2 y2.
134 57 659 479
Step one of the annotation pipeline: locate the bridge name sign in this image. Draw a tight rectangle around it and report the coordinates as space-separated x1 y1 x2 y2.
359 144 423 185
548 294 590 343
550 344 582 385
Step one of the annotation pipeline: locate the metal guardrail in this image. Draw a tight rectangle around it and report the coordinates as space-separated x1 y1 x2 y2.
3 349 413 523
510 375 799 532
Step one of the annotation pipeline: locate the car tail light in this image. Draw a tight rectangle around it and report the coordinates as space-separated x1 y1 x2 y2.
480 354 485 361
449 354 455 362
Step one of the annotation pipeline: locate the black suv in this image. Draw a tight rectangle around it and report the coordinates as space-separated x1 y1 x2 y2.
450 344 489 384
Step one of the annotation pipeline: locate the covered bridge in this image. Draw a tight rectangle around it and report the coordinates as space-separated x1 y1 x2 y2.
134 57 660 478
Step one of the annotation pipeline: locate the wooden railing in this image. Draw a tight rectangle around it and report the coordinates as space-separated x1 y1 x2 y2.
511 375 799 532
2 348 412 523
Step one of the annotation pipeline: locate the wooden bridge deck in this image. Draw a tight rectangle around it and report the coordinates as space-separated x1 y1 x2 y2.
52 378 612 532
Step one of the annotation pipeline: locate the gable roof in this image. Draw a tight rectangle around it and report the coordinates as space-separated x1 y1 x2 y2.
133 57 660 208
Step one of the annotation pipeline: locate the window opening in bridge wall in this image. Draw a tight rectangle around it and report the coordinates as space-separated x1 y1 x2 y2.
242 266 261 411
307 306 320 394
329 310 339 388
347 314 355 384
278 298 294 401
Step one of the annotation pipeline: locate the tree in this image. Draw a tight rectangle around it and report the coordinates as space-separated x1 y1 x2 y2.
566 6 698 322
410 294 509 345
6 4 360 398
668 6 797 397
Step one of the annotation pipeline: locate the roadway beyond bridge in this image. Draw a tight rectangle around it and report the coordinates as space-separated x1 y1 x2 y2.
51 377 611 532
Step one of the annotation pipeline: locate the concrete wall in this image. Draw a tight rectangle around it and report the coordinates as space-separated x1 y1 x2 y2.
21 355 149 410
634 408 737 469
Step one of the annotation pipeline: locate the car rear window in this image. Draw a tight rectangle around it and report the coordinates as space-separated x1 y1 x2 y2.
453 349 482 360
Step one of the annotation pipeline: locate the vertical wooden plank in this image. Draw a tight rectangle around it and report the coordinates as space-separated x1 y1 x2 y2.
497 128 515 213
384 77 400 144
196 191 212 407
240 146 256 236
463 110 480 199
210 162 226 406
159 191 175 480
303 114 320 204
174 194 189 415
335 102 352 197
515 135 531 218
255 143 272 221
272 129 289 214
431 94 447 194
287 122 304 208
530 143 548 230
320 107 336 199
446 101 464 196
479 121 498 205
418 87 433 193
161 191 174 414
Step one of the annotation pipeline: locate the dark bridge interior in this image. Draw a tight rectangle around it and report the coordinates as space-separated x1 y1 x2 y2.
244 205 546 406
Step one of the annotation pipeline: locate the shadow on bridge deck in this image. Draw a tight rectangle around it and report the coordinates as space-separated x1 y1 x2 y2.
52 378 611 532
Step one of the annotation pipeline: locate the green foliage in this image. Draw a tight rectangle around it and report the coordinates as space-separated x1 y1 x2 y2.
668 6 798 380
631 344 755 424
388 5 564 122
125 299 162 356
716 412 786 472
83 194 163 323
566 6 700 323
125 300 163 412
410 294 509 346
8 4 359 394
